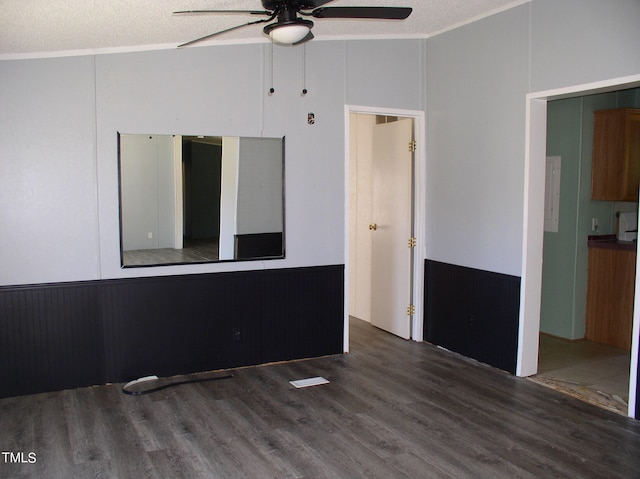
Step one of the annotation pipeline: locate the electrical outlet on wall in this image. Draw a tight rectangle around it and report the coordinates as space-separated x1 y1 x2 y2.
592 218 599 232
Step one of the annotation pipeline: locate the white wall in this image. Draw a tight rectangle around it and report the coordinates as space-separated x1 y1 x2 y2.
236 137 283 235
0 56 100 285
530 0 640 92
424 0 640 278
95 45 269 280
346 39 425 111
3 0 639 289
119 134 176 251
0 39 424 286
425 4 530 276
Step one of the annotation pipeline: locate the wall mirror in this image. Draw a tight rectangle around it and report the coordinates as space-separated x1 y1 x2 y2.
118 133 284 267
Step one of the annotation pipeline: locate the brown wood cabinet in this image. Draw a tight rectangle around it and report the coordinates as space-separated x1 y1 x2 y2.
586 244 636 350
591 107 640 201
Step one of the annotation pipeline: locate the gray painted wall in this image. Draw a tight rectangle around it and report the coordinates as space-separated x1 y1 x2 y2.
2 0 640 290
0 56 99 285
236 137 283 235
531 0 640 92
425 0 640 279
120 134 176 251
425 4 530 276
0 40 423 286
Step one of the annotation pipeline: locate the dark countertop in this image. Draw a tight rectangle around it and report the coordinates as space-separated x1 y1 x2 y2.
588 234 636 251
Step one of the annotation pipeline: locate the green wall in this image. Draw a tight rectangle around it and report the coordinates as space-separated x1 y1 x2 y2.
541 88 640 339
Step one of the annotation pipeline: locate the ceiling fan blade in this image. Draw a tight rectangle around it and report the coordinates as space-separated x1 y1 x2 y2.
177 17 272 47
292 31 315 45
310 7 412 20
262 0 332 9
298 0 334 9
173 10 270 16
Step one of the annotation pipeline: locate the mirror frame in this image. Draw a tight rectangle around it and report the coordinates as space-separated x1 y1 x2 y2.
117 133 285 268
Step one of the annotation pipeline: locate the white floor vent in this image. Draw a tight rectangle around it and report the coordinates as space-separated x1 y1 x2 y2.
289 376 329 388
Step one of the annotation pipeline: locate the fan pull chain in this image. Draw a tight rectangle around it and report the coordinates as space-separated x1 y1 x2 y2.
269 41 275 95
301 43 308 96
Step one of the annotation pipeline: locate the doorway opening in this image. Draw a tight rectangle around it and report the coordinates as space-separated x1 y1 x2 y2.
528 88 640 415
520 75 640 418
344 106 426 351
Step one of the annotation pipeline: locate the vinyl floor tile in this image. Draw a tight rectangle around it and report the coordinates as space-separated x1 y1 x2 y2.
530 334 631 415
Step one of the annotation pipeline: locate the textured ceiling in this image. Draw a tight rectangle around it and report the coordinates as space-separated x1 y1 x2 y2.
0 0 524 58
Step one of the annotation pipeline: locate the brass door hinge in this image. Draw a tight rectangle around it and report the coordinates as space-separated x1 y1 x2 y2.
408 140 417 152
408 237 416 248
407 304 415 316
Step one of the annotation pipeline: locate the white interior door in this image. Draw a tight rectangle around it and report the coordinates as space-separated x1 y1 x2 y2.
370 118 414 339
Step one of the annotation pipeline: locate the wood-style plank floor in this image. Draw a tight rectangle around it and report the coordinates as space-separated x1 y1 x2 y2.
122 239 219 266
2 318 640 478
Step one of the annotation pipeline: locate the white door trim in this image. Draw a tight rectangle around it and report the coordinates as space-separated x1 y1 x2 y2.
520 74 640 418
344 105 426 352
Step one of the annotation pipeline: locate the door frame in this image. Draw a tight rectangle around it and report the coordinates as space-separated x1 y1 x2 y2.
173 135 184 250
520 74 640 417
343 105 426 352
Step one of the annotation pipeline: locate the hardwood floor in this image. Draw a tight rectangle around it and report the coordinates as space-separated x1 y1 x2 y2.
122 239 219 266
2 318 640 478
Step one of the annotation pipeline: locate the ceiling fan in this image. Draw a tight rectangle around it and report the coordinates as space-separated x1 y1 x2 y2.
174 1 412 47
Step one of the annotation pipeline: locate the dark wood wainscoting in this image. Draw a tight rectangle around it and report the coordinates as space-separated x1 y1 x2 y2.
235 232 284 259
424 260 520 374
0 265 344 398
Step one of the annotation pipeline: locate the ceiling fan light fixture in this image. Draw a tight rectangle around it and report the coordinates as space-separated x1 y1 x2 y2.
264 19 313 45
176 4 413 48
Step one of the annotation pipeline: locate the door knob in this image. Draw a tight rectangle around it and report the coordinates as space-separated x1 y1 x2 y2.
369 223 377 231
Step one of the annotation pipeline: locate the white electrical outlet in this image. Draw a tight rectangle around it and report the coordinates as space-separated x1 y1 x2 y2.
591 218 598 231
148 232 153 239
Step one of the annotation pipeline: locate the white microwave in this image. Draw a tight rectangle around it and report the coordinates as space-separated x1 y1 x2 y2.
618 211 638 242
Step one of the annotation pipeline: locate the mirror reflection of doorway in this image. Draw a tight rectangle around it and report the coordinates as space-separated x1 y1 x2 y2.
182 139 222 260
118 134 284 266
